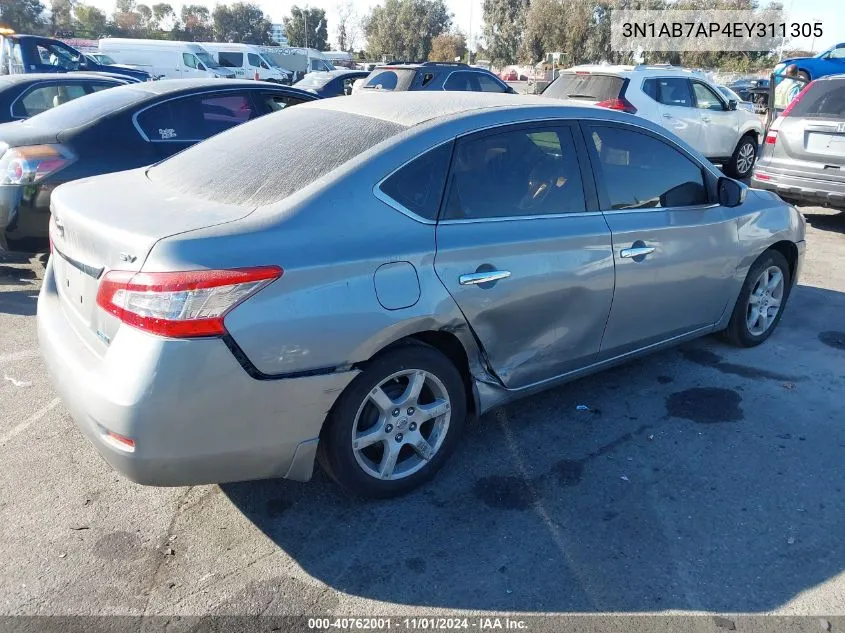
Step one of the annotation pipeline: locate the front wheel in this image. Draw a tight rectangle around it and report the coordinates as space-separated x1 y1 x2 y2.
318 344 467 498
722 250 791 347
726 135 758 179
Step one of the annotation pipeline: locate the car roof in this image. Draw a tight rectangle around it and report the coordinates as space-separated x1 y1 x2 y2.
125 78 294 95
308 91 618 127
564 64 699 78
0 73 125 87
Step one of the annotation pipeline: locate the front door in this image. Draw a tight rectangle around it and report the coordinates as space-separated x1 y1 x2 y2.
434 123 615 388
654 77 703 150
691 80 737 157
582 122 738 358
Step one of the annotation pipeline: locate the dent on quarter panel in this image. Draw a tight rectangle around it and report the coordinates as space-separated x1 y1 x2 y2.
373 261 421 310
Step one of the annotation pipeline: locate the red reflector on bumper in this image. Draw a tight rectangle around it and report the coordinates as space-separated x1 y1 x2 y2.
755 173 772 181
105 430 136 451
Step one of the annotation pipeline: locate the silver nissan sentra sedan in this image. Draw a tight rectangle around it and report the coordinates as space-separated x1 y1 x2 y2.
38 92 805 498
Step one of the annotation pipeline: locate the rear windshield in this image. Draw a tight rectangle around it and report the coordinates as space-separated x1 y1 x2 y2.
296 73 332 88
20 84 144 129
543 73 625 101
786 80 845 118
363 69 416 91
148 106 405 206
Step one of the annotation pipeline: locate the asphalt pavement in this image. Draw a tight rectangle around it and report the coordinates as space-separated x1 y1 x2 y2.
0 206 843 623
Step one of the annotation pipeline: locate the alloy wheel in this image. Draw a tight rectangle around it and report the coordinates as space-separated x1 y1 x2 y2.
746 265 785 335
351 369 452 481
736 142 756 175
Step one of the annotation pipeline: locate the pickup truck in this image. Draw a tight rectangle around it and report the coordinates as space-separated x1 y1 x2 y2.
0 32 150 83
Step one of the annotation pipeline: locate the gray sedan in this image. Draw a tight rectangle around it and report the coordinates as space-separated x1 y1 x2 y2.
38 92 806 498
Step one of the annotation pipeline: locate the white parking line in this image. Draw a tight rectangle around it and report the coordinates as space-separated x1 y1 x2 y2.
0 398 60 446
0 350 39 364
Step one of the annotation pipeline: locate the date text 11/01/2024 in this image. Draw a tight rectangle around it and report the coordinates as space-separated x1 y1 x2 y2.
308 618 529 630
621 21 823 38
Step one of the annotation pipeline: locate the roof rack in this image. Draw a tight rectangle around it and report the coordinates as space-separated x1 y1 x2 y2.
633 63 691 71
421 61 468 67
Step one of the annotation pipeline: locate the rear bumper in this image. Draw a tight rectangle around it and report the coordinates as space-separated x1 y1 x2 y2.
751 168 845 209
37 259 358 486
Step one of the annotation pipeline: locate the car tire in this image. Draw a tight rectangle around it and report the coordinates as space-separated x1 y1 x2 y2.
797 70 810 83
721 249 791 348
318 343 467 498
726 134 758 179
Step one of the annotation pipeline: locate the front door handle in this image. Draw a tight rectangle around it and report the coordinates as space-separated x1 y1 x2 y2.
701 116 711 122
662 113 672 118
459 270 511 285
620 246 655 259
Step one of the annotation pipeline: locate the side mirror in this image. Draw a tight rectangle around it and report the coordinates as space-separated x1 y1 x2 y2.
197 62 206 71
727 99 738 111
718 176 747 207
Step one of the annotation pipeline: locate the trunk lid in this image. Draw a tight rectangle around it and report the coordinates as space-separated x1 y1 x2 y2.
49 167 256 341
772 116 845 183
0 119 60 148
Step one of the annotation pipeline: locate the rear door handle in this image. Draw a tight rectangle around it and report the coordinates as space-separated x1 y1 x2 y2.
662 113 672 118
459 270 511 285
701 116 711 122
620 246 655 259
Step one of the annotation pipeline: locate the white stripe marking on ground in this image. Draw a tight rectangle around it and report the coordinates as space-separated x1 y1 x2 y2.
0 398 61 446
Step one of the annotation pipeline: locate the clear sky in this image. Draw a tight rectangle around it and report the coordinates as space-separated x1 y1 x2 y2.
80 0 840 54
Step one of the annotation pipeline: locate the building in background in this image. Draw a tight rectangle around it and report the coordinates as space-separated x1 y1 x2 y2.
270 24 288 46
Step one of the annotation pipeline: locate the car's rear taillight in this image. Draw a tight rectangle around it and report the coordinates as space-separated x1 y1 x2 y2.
95 266 282 338
595 97 637 114
765 130 778 145
781 80 814 118
0 144 76 185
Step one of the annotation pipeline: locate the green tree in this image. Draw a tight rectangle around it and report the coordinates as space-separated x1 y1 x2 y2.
335 1 358 52
481 0 527 66
364 0 451 61
50 0 76 34
177 4 212 40
428 31 466 61
150 2 174 31
0 0 48 34
213 2 272 45
284 6 328 50
73 2 106 36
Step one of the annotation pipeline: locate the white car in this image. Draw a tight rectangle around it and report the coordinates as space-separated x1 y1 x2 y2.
543 65 763 178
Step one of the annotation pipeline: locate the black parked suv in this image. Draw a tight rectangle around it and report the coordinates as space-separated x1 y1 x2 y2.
359 62 516 94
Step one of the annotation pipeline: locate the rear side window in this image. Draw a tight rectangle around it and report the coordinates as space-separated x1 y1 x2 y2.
443 71 477 92
476 73 507 93
257 92 309 112
365 71 398 90
655 78 692 107
785 80 845 118
443 126 586 220
218 52 243 67
543 73 624 101
379 142 452 221
364 69 416 91
588 126 707 209
148 107 404 206
136 92 256 142
21 85 142 128
13 82 88 117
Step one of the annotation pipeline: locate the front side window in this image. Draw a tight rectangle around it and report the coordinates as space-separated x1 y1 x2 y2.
443 71 477 92
656 78 693 108
136 92 256 142
588 125 707 210
36 42 82 70
364 70 398 90
218 52 243 67
692 82 725 110
13 82 89 117
182 53 198 69
829 47 845 60
259 92 308 112
443 126 586 220
379 143 452 221
247 53 263 68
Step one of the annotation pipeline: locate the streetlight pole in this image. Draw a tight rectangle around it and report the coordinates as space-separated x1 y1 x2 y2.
304 8 308 50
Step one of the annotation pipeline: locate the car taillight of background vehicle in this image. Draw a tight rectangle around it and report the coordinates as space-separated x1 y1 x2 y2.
95 266 283 338
0 145 76 185
595 97 637 114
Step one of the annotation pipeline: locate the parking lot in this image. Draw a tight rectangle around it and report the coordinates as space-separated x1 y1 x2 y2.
0 205 843 620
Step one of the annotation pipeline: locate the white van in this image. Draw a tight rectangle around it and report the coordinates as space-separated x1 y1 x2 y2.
98 39 235 80
259 47 334 82
200 43 291 84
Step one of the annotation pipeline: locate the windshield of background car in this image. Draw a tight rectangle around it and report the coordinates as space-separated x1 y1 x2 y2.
363 69 416 91
21 85 143 129
260 54 281 68
786 80 845 118
148 106 405 207
543 73 624 101
195 50 222 68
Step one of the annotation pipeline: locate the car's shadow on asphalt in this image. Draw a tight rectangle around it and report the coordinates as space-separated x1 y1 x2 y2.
803 209 845 235
220 283 845 612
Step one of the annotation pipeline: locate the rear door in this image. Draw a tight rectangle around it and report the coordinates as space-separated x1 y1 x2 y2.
652 77 703 150
691 80 737 157
582 122 738 357
433 123 615 388
765 79 845 184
